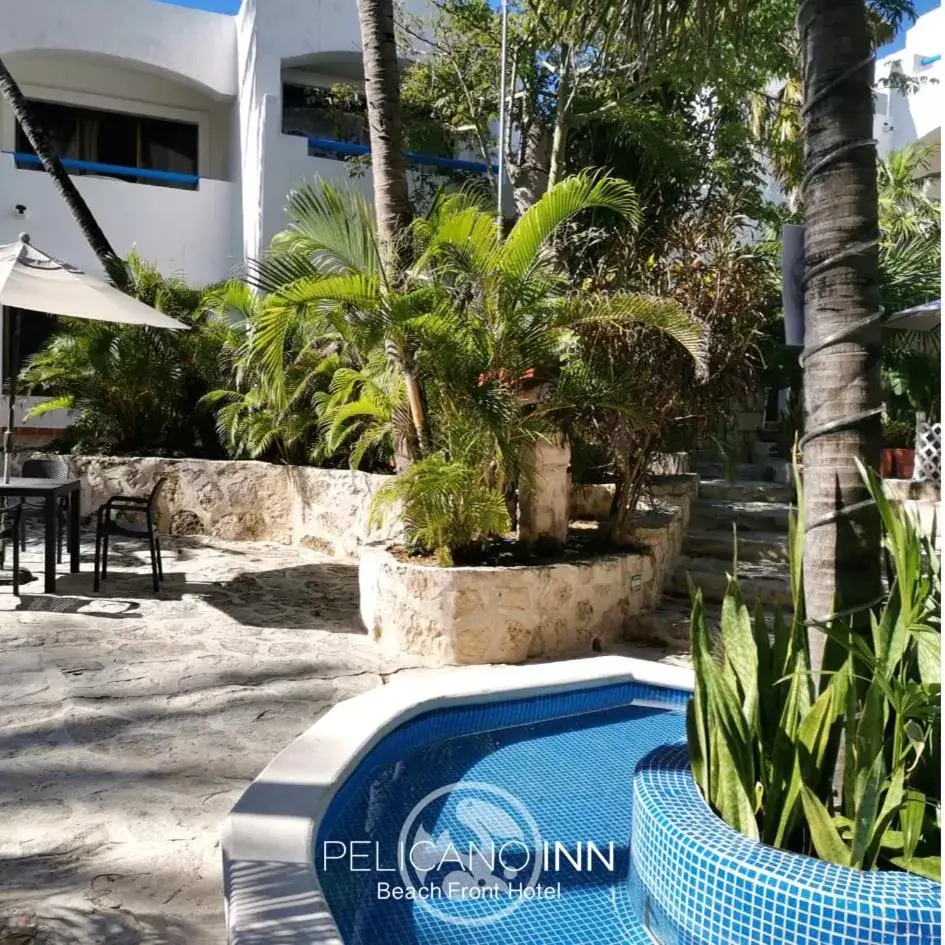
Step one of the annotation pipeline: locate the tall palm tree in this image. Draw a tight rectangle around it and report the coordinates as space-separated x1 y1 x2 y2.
0 57 115 266
355 0 412 273
797 0 883 647
251 174 704 545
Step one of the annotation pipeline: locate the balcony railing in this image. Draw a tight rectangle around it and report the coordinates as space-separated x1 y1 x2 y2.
3 152 200 189
305 136 497 175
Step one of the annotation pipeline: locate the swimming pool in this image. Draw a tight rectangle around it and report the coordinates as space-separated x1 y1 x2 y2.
315 678 689 945
224 657 939 945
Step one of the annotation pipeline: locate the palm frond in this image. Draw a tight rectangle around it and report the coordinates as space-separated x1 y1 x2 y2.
571 292 708 371
278 178 380 275
501 172 641 281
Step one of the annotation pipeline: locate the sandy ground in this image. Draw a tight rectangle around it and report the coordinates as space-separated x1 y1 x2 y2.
0 530 684 945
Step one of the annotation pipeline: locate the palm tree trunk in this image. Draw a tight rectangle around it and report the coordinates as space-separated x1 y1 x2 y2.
356 0 412 274
0 56 115 266
357 0 427 457
798 0 883 658
547 46 573 192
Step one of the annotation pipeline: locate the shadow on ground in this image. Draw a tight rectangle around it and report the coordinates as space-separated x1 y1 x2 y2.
51 561 363 633
0 873 197 945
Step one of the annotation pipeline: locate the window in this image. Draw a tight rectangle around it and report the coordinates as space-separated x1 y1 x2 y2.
282 84 369 148
15 100 199 190
281 84 459 166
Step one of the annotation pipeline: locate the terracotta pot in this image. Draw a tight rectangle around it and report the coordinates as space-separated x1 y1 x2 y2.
881 448 915 479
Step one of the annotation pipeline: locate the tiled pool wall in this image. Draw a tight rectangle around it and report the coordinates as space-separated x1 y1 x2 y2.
316 678 691 839
630 746 942 945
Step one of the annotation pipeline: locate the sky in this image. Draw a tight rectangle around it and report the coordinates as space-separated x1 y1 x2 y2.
152 0 239 12
152 0 940 51
878 0 940 56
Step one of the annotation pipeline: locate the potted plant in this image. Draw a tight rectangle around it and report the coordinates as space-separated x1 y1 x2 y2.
630 464 941 943
881 416 916 479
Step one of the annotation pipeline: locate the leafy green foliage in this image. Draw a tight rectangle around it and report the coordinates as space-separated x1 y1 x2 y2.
370 453 511 566
243 173 706 557
879 143 941 423
690 466 941 879
22 251 240 457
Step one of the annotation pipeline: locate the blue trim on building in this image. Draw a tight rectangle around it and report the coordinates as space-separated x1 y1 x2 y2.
4 151 200 187
306 136 497 175
920 53 941 66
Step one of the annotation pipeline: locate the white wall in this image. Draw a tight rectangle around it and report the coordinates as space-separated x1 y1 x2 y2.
237 0 367 262
0 0 457 274
0 51 235 181
0 154 240 284
875 7 942 157
0 0 237 100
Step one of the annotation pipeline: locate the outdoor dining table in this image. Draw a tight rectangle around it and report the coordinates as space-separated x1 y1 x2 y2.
0 478 81 593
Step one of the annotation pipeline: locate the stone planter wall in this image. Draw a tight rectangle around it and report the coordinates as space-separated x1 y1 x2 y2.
32 454 401 558
631 745 940 945
359 476 698 666
570 473 699 521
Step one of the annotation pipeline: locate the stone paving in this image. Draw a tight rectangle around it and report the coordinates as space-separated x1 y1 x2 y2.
0 531 685 945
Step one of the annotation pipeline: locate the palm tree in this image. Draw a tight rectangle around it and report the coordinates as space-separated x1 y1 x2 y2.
22 252 234 456
798 0 883 645
0 57 115 265
251 173 705 555
355 0 412 272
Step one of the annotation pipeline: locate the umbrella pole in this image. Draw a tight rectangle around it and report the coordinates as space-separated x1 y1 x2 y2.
3 309 18 484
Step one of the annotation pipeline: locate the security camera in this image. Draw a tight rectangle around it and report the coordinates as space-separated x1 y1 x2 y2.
13 204 27 217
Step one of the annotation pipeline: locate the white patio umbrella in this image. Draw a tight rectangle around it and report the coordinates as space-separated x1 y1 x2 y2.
0 234 187 481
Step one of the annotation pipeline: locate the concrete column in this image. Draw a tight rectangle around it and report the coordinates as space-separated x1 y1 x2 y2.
518 435 571 543
235 0 282 267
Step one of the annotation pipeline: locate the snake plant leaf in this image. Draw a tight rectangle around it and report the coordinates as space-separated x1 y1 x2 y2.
914 630 941 686
801 786 852 867
687 697 708 800
889 855 941 882
714 730 759 840
720 577 759 721
901 789 928 861
851 752 885 868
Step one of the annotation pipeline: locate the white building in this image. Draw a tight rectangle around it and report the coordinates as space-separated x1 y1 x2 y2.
0 0 465 283
874 5 942 192
0 0 474 439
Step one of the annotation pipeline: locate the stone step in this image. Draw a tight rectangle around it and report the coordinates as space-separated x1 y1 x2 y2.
628 596 796 651
627 597 708 650
694 462 765 482
698 479 795 504
668 555 792 607
683 528 790 564
690 499 792 534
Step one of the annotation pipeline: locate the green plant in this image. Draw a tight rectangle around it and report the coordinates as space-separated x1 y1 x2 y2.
23 251 240 457
369 453 511 566
688 463 940 879
251 173 705 556
710 425 742 483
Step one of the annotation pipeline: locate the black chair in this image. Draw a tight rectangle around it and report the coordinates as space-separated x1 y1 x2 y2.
20 457 71 563
0 500 24 595
93 478 166 593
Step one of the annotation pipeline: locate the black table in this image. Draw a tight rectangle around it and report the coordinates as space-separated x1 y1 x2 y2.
0 478 81 593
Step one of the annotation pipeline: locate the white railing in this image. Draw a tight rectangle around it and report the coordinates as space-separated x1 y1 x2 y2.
913 413 942 483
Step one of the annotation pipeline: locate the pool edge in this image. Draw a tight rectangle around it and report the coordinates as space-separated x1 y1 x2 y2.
222 656 694 945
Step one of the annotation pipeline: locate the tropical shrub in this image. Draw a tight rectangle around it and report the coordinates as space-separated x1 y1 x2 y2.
248 173 707 560
878 143 941 427
370 453 511 566
689 464 940 880
22 251 242 457
560 201 768 534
